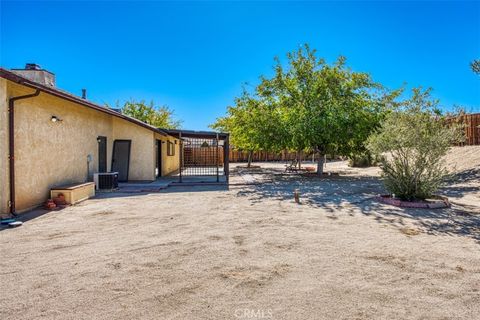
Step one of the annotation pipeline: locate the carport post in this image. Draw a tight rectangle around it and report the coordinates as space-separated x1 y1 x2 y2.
179 132 182 183
224 134 229 183
216 133 219 182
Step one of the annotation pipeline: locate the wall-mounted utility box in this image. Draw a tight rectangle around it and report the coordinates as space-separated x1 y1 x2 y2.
50 182 95 205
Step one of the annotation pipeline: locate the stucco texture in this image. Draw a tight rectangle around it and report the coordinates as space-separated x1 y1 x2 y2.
0 79 9 214
112 117 155 181
2 80 179 213
155 133 180 176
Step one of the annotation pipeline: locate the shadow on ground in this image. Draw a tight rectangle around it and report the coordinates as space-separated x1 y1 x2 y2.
96 184 229 199
0 208 52 232
447 167 480 184
441 167 480 200
234 166 480 243
1 184 230 231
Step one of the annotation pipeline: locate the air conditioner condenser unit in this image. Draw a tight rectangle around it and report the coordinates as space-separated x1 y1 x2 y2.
93 172 119 190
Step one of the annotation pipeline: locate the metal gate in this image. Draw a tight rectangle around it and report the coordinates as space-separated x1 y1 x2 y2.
164 130 229 183
181 136 223 178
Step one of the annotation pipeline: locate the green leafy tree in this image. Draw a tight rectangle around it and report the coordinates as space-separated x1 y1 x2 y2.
212 45 394 172
117 100 181 129
347 88 403 167
367 88 464 200
259 45 391 174
210 89 282 167
471 59 480 75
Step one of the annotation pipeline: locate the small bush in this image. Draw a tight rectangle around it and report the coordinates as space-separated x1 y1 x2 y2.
348 152 383 167
367 88 463 201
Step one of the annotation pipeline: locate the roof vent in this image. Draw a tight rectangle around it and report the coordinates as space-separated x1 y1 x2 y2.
25 63 42 70
11 63 56 87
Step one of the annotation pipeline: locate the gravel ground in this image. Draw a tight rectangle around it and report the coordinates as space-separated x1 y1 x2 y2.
0 147 479 320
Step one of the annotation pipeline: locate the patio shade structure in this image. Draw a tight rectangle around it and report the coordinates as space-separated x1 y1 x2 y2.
163 129 229 183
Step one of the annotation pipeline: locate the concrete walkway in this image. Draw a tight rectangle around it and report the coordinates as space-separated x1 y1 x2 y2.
116 175 227 193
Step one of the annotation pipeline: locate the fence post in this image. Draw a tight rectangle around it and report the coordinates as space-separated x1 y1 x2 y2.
226 135 230 183
179 132 182 183
216 133 219 182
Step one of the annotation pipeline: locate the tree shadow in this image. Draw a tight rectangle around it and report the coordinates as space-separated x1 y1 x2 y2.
359 201 480 242
235 169 480 243
446 167 480 184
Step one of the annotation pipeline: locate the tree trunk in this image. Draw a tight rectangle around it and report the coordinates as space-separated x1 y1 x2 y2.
317 153 325 175
316 146 326 175
247 150 253 168
297 150 302 169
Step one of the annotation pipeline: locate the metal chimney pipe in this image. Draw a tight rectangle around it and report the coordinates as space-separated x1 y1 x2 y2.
81 89 87 99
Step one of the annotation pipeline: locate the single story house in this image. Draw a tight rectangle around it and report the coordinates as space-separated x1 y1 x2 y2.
1 64 183 215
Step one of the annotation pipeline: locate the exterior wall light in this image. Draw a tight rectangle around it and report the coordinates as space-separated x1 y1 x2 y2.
51 115 62 122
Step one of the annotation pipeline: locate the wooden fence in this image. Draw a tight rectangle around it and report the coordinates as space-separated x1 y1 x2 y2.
229 150 301 163
183 146 224 166
188 148 302 164
226 113 480 163
458 113 480 146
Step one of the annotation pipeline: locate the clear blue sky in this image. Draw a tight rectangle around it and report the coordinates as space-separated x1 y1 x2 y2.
1 1 479 130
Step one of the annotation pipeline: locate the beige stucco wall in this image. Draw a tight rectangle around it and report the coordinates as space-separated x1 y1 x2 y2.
0 79 9 215
155 133 180 176
2 80 180 213
10 81 114 212
112 117 156 181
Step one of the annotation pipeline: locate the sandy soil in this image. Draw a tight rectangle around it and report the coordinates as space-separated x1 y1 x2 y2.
442 146 480 212
0 147 479 320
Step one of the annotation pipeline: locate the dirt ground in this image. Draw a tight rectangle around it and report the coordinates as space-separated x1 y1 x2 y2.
1 147 479 320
